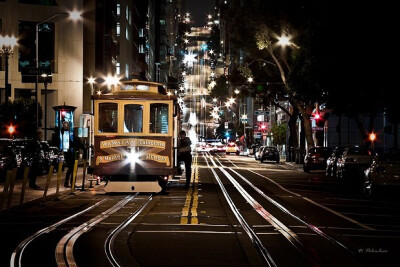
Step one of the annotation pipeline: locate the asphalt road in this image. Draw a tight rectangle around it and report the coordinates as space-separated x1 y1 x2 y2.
0 153 398 266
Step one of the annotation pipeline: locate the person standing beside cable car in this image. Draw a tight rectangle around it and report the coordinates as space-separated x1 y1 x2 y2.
178 130 192 188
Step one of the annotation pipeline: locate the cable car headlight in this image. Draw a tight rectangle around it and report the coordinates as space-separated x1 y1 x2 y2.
127 147 139 163
124 147 143 167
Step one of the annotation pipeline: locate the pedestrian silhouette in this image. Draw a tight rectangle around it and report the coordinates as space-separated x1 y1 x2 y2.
64 146 76 187
177 130 192 187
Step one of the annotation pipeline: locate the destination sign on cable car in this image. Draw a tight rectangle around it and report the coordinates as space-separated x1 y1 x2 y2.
120 84 150 91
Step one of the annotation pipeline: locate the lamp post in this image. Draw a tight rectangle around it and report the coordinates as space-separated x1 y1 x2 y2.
35 11 81 138
41 73 52 141
0 35 17 104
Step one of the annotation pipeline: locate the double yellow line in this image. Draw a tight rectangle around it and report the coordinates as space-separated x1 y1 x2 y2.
180 156 199 224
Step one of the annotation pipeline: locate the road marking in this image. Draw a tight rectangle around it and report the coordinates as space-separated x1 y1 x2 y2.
180 156 200 225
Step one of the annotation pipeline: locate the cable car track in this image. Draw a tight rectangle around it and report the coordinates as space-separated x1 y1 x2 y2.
204 152 361 266
10 194 155 267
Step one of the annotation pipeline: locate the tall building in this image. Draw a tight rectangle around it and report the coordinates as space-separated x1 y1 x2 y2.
1 0 181 140
0 0 84 140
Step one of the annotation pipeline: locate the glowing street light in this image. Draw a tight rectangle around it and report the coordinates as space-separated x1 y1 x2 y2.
247 77 253 83
8 124 15 138
104 74 120 90
369 132 376 151
277 34 300 48
0 34 17 103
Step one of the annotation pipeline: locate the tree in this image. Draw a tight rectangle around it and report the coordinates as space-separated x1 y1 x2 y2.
270 123 287 146
223 0 331 149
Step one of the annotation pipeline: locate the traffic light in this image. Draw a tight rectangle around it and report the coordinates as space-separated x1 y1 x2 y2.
312 112 324 127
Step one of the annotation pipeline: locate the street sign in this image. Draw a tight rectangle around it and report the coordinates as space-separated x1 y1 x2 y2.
313 126 323 131
240 118 250 122
21 67 51 76
254 111 269 116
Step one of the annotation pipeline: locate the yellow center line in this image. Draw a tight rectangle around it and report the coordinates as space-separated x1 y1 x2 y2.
180 156 200 224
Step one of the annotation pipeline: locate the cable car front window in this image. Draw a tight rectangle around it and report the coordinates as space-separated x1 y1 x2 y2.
149 103 169 134
98 103 118 133
124 104 143 133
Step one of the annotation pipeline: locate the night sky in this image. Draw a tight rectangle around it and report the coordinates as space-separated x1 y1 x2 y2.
185 0 215 27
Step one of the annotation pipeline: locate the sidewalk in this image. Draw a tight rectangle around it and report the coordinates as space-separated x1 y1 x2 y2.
0 167 100 212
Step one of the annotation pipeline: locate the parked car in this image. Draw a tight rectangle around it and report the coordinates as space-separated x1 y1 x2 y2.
209 142 226 154
254 146 265 160
259 146 280 163
363 152 400 196
303 146 332 172
226 142 239 155
49 146 64 170
336 146 372 182
0 138 18 181
326 147 344 177
12 139 46 174
40 141 52 172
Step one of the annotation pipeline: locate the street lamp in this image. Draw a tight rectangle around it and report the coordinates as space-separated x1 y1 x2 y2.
40 73 53 141
0 35 17 103
35 11 81 138
369 132 376 151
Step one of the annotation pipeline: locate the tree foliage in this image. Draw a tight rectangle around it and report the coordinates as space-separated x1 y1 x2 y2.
271 123 287 146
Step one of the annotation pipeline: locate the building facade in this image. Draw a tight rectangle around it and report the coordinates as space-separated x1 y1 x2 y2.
0 0 84 140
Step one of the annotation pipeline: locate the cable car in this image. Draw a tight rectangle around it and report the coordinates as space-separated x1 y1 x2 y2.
91 79 179 193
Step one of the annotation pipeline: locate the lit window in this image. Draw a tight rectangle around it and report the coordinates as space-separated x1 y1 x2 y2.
117 4 120 15
116 23 120 36
126 28 129 40
116 62 120 75
160 19 166 26
139 28 144 37
125 64 129 79
139 44 145 54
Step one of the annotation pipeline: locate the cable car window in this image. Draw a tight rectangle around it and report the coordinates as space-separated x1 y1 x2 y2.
98 103 118 133
150 103 169 134
124 104 143 133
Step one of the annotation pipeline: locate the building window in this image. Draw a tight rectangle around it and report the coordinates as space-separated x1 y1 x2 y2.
139 44 145 54
160 19 166 26
139 28 144 38
18 20 55 71
116 23 120 36
126 6 129 20
126 28 129 41
129 10 132 25
125 64 129 79
116 3 120 16
116 62 120 75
